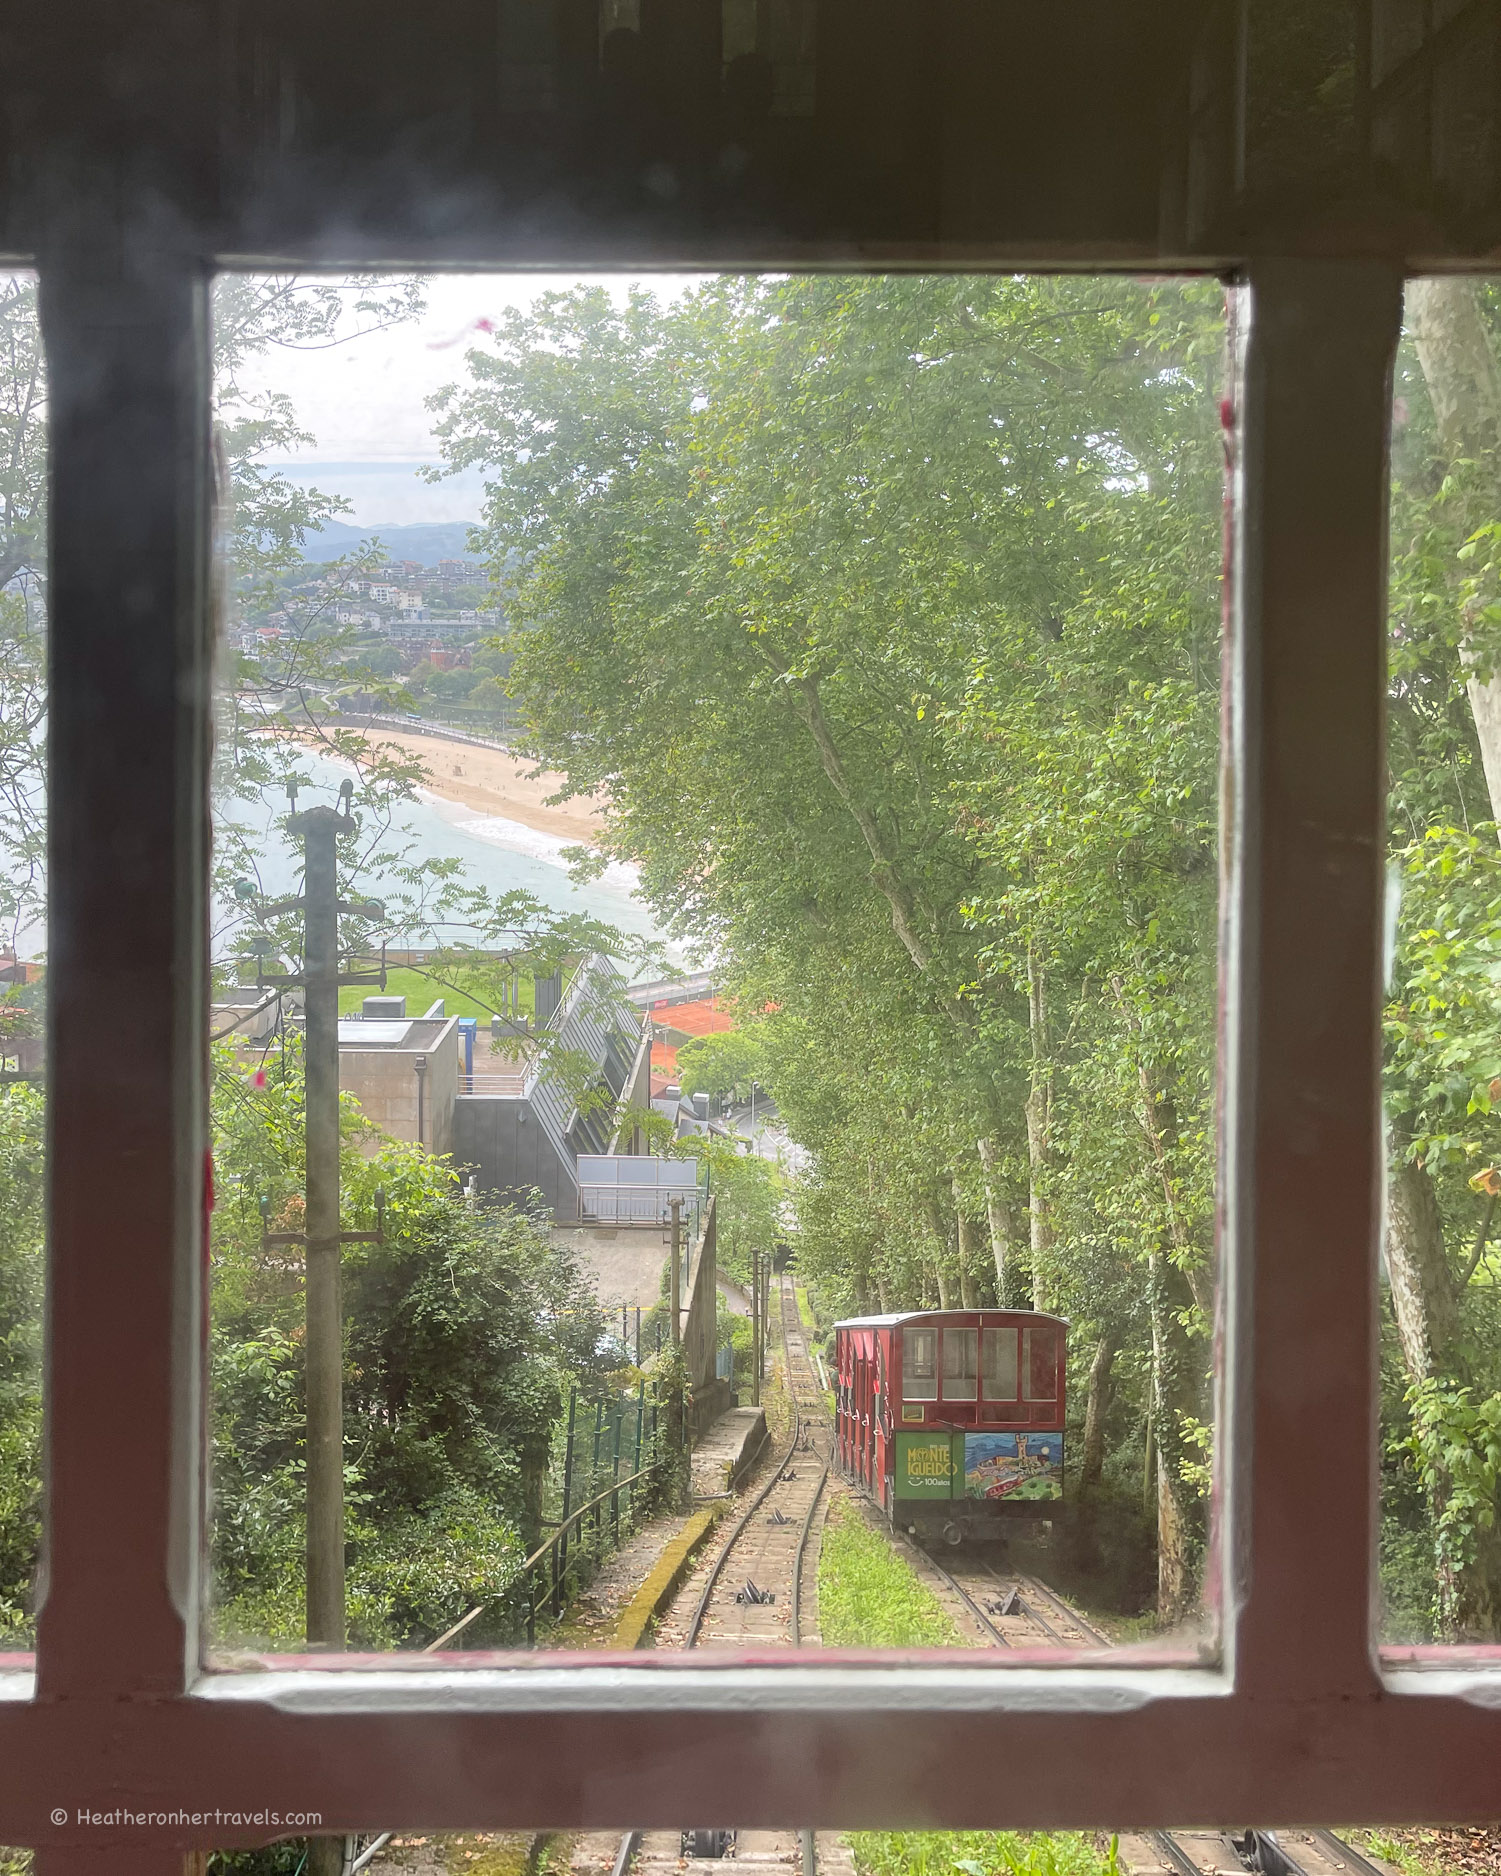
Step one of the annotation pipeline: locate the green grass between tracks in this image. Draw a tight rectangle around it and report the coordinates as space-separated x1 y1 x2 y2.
848 1832 1118 1876
817 1499 961 1649
818 1500 1115 1876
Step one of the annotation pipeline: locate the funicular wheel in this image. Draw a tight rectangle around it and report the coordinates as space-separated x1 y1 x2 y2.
682 1823 735 1853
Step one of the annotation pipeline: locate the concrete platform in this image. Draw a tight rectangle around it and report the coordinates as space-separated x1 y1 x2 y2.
692 1404 769 1497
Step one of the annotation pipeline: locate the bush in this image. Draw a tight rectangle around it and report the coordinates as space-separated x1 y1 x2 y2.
208 1044 609 1650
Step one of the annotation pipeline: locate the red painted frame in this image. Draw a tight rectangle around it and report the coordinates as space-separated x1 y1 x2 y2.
12 222 1501 1871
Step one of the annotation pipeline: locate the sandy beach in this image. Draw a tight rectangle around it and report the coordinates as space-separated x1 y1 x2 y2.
347 729 605 844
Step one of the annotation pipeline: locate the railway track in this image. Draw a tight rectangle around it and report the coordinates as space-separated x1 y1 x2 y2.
1130 1829 1397 1876
374 1298 1402 1876
591 1271 842 1876
907 1549 1395 1876
905 1544 1111 1651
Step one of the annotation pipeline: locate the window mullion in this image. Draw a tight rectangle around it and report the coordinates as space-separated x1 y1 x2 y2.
36 247 212 1701
1227 259 1401 1702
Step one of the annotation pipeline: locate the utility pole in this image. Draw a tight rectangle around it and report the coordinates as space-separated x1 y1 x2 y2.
751 1246 761 1408
669 1197 682 1347
254 778 384 1674
251 782 382 1876
764 1255 772 1383
297 792 347 1656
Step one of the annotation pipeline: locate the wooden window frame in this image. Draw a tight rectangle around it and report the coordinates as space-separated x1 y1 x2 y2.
5 214 1500 1869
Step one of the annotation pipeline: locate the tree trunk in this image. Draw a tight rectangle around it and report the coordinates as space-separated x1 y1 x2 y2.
953 1171 980 1307
1385 1147 1458 1381
1156 1446 1192 1623
1406 276 1501 822
1072 1333 1117 1568
925 1192 953 1311
1148 1247 1200 1626
1080 1335 1116 1498
977 1135 1019 1304
1025 950 1055 1309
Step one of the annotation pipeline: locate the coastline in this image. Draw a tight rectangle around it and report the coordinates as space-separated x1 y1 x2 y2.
332 727 605 845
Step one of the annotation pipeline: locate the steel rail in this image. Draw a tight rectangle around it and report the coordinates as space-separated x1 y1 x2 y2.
684 1272 829 1648
909 1540 1012 1648
1153 1834 1210 1876
615 1273 824 1876
970 1563 1069 1647
1013 1568 1111 1646
683 1408 805 1646
1308 1830 1390 1876
785 1279 833 1649
781 1278 831 1876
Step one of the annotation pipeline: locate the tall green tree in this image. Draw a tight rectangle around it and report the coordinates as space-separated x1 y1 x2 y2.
1380 279 1501 1638
435 274 1227 1617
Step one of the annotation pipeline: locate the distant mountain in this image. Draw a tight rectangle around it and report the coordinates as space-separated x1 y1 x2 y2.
299 520 481 566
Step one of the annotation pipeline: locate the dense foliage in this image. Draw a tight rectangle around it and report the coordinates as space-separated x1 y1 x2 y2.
210 1038 610 1648
0 271 649 1657
1378 280 1501 1637
0 1085 42 1640
435 275 1224 1617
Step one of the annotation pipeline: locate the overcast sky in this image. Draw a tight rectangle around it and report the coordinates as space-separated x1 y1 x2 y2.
232 271 707 525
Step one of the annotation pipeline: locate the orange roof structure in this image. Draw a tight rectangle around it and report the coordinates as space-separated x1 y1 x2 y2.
650 997 735 1079
653 997 735 1037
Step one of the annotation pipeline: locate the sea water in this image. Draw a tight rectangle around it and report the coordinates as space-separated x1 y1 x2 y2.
214 742 679 977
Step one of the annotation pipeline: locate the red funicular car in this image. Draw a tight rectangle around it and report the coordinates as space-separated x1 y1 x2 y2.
834 1309 1068 1544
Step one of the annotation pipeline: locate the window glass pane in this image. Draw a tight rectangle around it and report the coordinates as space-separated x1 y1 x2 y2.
206 267 1224 1668
982 1328 1018 1401
0 272 45 1662
1382 274 1501 1649
903 1327 938 1399
1023 1327 1059 1403
941 1327 978 1399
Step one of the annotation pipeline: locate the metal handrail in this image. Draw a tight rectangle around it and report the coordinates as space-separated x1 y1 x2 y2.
460 1070 528 1095
426 1456 661 1651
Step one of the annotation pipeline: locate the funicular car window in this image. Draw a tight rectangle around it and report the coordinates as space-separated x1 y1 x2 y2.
0 269 46 1673
192 264 1232 1675
1380 273 1501 1654
1023 1327 1058 1403
941 1328 979 1400
902 1326 938 1400
982 1327 1019 1401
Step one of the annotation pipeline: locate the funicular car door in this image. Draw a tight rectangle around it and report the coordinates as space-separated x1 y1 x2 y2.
836 1330 847 1467
875 1332 891 1506
860 1331 875 1488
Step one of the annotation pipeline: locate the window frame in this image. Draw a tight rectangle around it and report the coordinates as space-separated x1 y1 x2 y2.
7 208 1501 1876
981 1326 1019 1403
901 1325 939 1400
940 1327 979 1402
